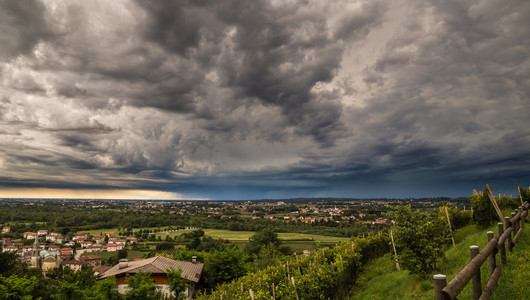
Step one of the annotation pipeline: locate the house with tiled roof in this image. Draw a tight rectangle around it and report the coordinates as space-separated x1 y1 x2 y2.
24 232 37 240
61 260 87 272
99 256 203 298
93 265 111 276
80 255 102 268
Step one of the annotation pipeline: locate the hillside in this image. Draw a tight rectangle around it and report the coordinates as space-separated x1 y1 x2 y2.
349 222 530 299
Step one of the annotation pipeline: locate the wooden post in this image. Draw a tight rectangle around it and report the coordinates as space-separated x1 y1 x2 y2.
390 230 400 271
249 289 255 300
498 222 507 265
291 277 299 300
470 245 481 300
518 186 524 205
241 283 243 293
445 206 456 247
506 217 513 252
433 274 447 300
272 282 276 300
487 231 496 275
512 212 519 235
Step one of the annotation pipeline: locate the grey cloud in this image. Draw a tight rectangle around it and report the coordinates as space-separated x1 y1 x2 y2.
1 0 528 198
134 0 387 145
0 0 50 60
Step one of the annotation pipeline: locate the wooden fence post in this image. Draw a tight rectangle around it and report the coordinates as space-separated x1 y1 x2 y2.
390 230 400 271
505 217 513 252
487 231 496 275
498 222 507 265
433 274 447 300
470 245 481 300
512 212 518 236
445 206 456 247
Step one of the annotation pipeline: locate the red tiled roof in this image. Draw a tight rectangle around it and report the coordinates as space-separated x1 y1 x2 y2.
99 256 203 283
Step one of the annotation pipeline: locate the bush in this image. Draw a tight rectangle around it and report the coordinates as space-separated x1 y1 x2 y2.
437 206 472 230
386 205 450 276
471 189 498 227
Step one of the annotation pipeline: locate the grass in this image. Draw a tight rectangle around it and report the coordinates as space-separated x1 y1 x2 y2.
201 229 349 243
349 222 530 299
491 224 530 299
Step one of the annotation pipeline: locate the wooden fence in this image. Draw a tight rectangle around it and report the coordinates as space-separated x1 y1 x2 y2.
434 201 529 300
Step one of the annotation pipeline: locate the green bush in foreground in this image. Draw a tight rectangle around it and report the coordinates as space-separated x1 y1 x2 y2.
386 205 450 276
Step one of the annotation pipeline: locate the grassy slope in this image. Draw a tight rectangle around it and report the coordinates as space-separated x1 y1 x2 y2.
350 222 530 299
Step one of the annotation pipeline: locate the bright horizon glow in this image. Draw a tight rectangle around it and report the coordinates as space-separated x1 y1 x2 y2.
0 188 210 200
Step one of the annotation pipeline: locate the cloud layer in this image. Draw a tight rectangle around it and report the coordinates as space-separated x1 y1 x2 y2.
1 0 529 199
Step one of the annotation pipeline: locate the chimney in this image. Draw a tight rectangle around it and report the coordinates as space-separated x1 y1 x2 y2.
191 256 197 264
118 258 128 269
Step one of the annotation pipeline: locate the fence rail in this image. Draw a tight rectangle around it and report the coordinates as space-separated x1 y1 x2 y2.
434 201 529 300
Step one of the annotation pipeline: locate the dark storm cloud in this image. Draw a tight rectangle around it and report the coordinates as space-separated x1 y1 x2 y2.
1 0 529 199
136 0 387 145
0 0 51 60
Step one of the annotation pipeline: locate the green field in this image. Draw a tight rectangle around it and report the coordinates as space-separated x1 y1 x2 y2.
202 229 349 242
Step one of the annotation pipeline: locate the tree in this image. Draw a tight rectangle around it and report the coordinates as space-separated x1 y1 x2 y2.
0 251 19 276
88 277 123 300
124 272 161 300
0 274 38 300
167 267 187 299
386 205 450 276
203 247 248 289
245 228 281 255
250 243 282 271
155 242 174 251
117 249 128 260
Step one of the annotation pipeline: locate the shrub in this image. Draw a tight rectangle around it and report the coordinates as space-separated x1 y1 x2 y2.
386 205 450 276
471 188 498 227
437 206 472 230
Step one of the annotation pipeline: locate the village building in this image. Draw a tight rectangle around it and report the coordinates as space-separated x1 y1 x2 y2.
46 233 65 244
92 235 105 244
2 227 10 233
72 233 90 241
80 241 94 248
3 245 17 252
80 255 102 268
99 256 203 298
22 245 33 253
37 230 48 236
30 238 61 271
61 260 88 272
93 265 111 276
39 250 62 271
24 232 38 240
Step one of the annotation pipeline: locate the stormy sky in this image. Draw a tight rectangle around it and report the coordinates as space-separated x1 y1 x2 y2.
1 0 529 200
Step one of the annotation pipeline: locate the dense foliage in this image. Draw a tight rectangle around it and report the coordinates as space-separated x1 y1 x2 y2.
386 205 450 276
436 206 472 230
196 234 390 300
